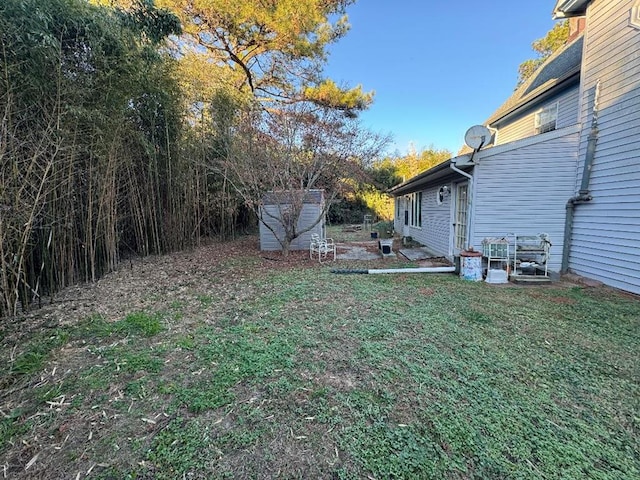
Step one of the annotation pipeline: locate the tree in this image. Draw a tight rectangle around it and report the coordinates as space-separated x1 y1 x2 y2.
384 145 452 182
341 146 451 222
156 0 373 114
217 100 388 254
139 1 378 245
517 20 570 86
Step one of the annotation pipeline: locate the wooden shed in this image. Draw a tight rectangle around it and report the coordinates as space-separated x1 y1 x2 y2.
259 189 326 251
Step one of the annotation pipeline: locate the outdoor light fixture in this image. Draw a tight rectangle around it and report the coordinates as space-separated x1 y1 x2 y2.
437 185 450 205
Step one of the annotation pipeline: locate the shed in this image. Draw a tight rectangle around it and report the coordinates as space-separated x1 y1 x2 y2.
259 189 326 251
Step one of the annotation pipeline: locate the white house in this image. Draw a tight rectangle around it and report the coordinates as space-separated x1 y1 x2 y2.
390 0 640 294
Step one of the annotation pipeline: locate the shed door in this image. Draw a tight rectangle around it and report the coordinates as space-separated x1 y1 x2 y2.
454 182 468 251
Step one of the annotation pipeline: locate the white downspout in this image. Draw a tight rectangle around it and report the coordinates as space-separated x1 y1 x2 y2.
368 266 456 274
450 159 474 249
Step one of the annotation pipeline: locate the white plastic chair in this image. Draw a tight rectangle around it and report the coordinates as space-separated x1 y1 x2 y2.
310 233 336 262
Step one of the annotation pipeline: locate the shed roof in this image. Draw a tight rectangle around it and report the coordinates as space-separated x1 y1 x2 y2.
262 189 325 205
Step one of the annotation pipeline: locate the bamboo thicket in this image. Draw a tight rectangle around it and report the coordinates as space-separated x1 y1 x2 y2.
0 0 249 317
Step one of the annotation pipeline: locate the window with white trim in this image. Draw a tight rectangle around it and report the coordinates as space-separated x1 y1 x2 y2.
409 192 422 227
535 102 558 134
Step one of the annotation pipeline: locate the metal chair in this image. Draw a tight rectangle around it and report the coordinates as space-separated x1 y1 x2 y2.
310 233 336 262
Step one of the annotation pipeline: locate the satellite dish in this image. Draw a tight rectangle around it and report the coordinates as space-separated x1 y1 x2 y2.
464 125 493 150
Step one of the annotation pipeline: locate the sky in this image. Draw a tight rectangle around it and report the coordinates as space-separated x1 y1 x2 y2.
323 0 560 156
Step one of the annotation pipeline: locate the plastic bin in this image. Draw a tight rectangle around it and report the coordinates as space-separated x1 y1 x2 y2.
486 269 508 284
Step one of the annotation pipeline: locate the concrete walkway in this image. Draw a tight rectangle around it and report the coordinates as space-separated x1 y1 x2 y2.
336 242 384 260
398 247 439 261
336 242 444 262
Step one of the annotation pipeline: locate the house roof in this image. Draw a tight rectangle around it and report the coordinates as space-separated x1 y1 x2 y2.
262 189 324 205
485 34 583 128
388 156 472 196
553 0 591 18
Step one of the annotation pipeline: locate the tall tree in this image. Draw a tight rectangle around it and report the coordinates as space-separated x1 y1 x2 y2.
157 0 373 114
517 20 570 86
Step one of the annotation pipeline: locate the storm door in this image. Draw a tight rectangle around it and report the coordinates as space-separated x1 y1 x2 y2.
454 182 468 252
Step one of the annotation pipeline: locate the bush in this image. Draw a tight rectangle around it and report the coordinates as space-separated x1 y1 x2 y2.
375 221 394 239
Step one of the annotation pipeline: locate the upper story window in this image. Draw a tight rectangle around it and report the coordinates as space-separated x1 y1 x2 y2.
535 102 558 134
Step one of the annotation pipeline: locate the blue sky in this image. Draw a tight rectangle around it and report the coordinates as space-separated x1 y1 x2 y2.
324 1 560 155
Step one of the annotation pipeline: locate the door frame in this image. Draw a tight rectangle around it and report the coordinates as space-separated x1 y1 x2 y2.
452 181 469 255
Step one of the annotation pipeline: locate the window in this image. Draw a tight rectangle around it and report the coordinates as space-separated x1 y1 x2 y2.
409 192 422 227
535 102 558 134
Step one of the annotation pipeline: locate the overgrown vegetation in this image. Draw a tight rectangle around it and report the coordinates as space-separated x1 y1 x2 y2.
0 0 382 315
0 0 190 316
0 0 455 315
1 237 638 478
335 145 453 223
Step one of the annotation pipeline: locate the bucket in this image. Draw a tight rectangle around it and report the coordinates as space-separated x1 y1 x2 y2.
460 247 482 281
379 238 393 255
486 269 508 284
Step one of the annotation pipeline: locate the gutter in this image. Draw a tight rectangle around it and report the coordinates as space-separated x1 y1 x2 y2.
387 159 457 196
561 80 600 273
553 0 590 18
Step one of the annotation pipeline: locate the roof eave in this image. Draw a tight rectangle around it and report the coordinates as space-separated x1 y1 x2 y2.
553 0 591 18
488 68 580 128
388 156 472 196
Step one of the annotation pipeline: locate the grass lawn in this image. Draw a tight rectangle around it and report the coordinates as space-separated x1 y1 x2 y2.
1 233 639 479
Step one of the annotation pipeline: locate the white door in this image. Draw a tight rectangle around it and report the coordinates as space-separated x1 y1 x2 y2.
454 182 468 252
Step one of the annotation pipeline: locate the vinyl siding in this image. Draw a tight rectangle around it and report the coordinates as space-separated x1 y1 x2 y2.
568 0 640 294
259 203 324 251
557 86 581 128
407 184 452 258
471 128 580 272
495 86 580 145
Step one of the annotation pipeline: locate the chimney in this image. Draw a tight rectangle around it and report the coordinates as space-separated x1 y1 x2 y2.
567 16 586 43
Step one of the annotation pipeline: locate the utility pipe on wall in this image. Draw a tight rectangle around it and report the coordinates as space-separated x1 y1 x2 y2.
450 153 477 250
561 80 600 273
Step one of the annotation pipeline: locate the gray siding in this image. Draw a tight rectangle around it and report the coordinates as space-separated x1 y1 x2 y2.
495 86 580 145
568 0 640 294
557 86 581 129
407 185 452 257
259 203 324 251
471 127 580 272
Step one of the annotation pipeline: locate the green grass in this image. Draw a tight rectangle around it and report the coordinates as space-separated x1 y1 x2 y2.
1 245 638 479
